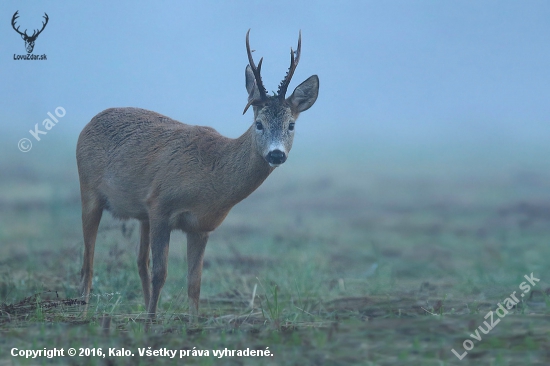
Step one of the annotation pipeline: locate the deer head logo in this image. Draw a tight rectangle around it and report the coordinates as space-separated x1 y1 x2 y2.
11 11 49 54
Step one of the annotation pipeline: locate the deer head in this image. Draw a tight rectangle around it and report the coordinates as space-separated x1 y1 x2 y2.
244 30 319 167
12 11 49 54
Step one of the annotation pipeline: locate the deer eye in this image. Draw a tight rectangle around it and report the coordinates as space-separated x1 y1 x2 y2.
255 121 264 131
288 122 295 131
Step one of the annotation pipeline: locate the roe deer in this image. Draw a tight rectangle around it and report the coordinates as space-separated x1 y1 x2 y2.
77 30 319 321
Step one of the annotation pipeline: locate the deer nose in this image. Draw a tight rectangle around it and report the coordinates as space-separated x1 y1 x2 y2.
267 150 287 165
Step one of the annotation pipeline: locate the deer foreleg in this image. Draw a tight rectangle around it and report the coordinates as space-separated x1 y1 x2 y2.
186 232 209 322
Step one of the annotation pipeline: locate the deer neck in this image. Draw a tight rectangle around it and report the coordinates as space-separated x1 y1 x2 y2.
217 125 274 206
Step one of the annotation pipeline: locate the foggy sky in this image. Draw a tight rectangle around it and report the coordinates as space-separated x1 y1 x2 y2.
1 1 550 154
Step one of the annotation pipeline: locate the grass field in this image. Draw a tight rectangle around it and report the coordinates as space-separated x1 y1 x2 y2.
0 139 549 365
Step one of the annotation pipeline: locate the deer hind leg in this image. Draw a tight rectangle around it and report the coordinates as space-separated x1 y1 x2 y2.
137 220 152 310
79 194 103 314
186 232 209 322
146 219 171 321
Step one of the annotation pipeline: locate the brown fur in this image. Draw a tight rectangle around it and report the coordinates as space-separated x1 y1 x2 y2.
76 31 318 322
77 107 273 319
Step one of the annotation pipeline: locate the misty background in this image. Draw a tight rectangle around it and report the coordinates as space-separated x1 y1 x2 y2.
1 1 549 189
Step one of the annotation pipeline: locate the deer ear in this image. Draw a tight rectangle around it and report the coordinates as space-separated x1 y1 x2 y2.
245 65 260 100
287 75 319 114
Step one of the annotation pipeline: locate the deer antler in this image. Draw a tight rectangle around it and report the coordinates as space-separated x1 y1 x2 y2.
243 29 268 114
11 11 26 37
29 13 49 40
11 11 49 40
277 31 301 100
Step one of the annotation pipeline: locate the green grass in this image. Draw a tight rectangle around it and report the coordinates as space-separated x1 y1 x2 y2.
1 142 550 365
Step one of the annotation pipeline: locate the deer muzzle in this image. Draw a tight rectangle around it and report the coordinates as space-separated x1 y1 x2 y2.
266 149 287 166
